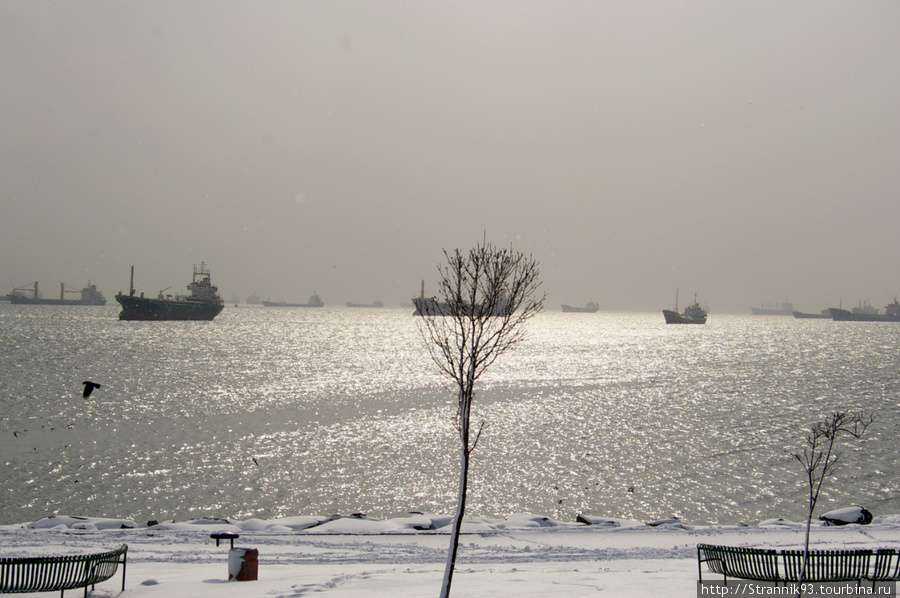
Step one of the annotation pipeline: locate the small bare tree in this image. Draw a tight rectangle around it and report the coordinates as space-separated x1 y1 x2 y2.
417 240 544 598
793 410 873 584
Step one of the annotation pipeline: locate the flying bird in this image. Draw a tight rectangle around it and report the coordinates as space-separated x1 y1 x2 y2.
82 381 101 398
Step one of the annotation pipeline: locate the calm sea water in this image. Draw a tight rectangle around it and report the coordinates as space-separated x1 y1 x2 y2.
1 304 898 526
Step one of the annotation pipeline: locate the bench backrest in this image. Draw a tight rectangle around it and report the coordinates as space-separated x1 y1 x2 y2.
698 543 781 582
0 544 127 593
779 549 871 582
871 549 900 582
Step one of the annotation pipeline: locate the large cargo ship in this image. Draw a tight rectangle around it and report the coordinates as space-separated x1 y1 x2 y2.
7 281 106 306
828 299 900 322
346 301 384 308
412 280 509 316
115 264 224 321
793 309 832 319
261 294 324 308
750 302 794 315
561 301 599 313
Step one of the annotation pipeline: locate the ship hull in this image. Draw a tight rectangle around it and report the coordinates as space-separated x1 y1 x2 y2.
7 295 106 306
828 307 900 323
662 309 706 324
793 310 831 319
115 294 223 321
261 301 323 308
413 296 510 317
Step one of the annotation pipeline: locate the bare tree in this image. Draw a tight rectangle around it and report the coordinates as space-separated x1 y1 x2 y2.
792 410 873 585
417 240 544 598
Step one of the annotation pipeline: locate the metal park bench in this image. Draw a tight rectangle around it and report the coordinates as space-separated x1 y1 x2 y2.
0 544 127 597
870 549 900 588
781 548 871 583
697 544 782 585
698 543 887 587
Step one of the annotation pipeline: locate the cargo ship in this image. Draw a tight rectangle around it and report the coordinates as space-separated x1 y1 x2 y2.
115 264 224 321
828 298 900 322
412 280 509 316
750 302 794 315
793 309 832 319
7 281 106 305
261 293 324 308
663 291 707 324
561 301 599 313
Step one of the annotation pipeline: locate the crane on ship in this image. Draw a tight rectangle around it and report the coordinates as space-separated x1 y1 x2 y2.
10 282 87 300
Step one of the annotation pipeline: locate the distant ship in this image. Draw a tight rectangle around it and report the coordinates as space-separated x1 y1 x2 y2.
793 309 832 319
828 299 900 322
7 281 106 306
262 294 324 308
561 301 599 313
412 280 509 316
663 291 707 324
751 302 794 316
115 264 224 321
346 301 384 308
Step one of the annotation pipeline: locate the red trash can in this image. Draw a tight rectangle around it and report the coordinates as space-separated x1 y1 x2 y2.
228 547 258 581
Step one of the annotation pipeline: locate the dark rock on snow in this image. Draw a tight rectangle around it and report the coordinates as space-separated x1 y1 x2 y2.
819 505 873 526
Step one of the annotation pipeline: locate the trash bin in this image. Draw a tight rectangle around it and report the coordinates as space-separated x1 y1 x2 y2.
228 547 258 581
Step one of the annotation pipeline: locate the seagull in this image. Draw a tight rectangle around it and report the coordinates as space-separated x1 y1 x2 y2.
82 381 101 398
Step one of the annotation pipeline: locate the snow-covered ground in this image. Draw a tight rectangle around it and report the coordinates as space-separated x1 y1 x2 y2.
2 512 899 597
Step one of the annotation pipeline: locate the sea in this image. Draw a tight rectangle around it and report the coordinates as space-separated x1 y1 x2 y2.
1 304 898 527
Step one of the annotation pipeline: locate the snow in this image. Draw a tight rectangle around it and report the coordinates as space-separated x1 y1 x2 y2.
2 512 900 597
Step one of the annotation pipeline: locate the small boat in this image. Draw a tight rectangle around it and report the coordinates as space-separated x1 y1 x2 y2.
663 291 707 324
262 294 324 308
561 301 599 313
115 264 224 321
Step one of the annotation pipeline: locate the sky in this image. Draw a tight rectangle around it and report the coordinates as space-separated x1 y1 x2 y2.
2 1 899 313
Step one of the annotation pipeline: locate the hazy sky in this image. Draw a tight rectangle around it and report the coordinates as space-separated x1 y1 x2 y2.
2 1 899 313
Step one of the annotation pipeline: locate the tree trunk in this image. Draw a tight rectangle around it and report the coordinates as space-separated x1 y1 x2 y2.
799 509 812 586
440 395 470 598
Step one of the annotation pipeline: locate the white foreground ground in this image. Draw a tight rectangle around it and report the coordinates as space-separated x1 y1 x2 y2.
2 513 900 597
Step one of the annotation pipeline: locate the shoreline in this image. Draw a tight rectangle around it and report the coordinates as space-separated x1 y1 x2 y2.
4 514 900 597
